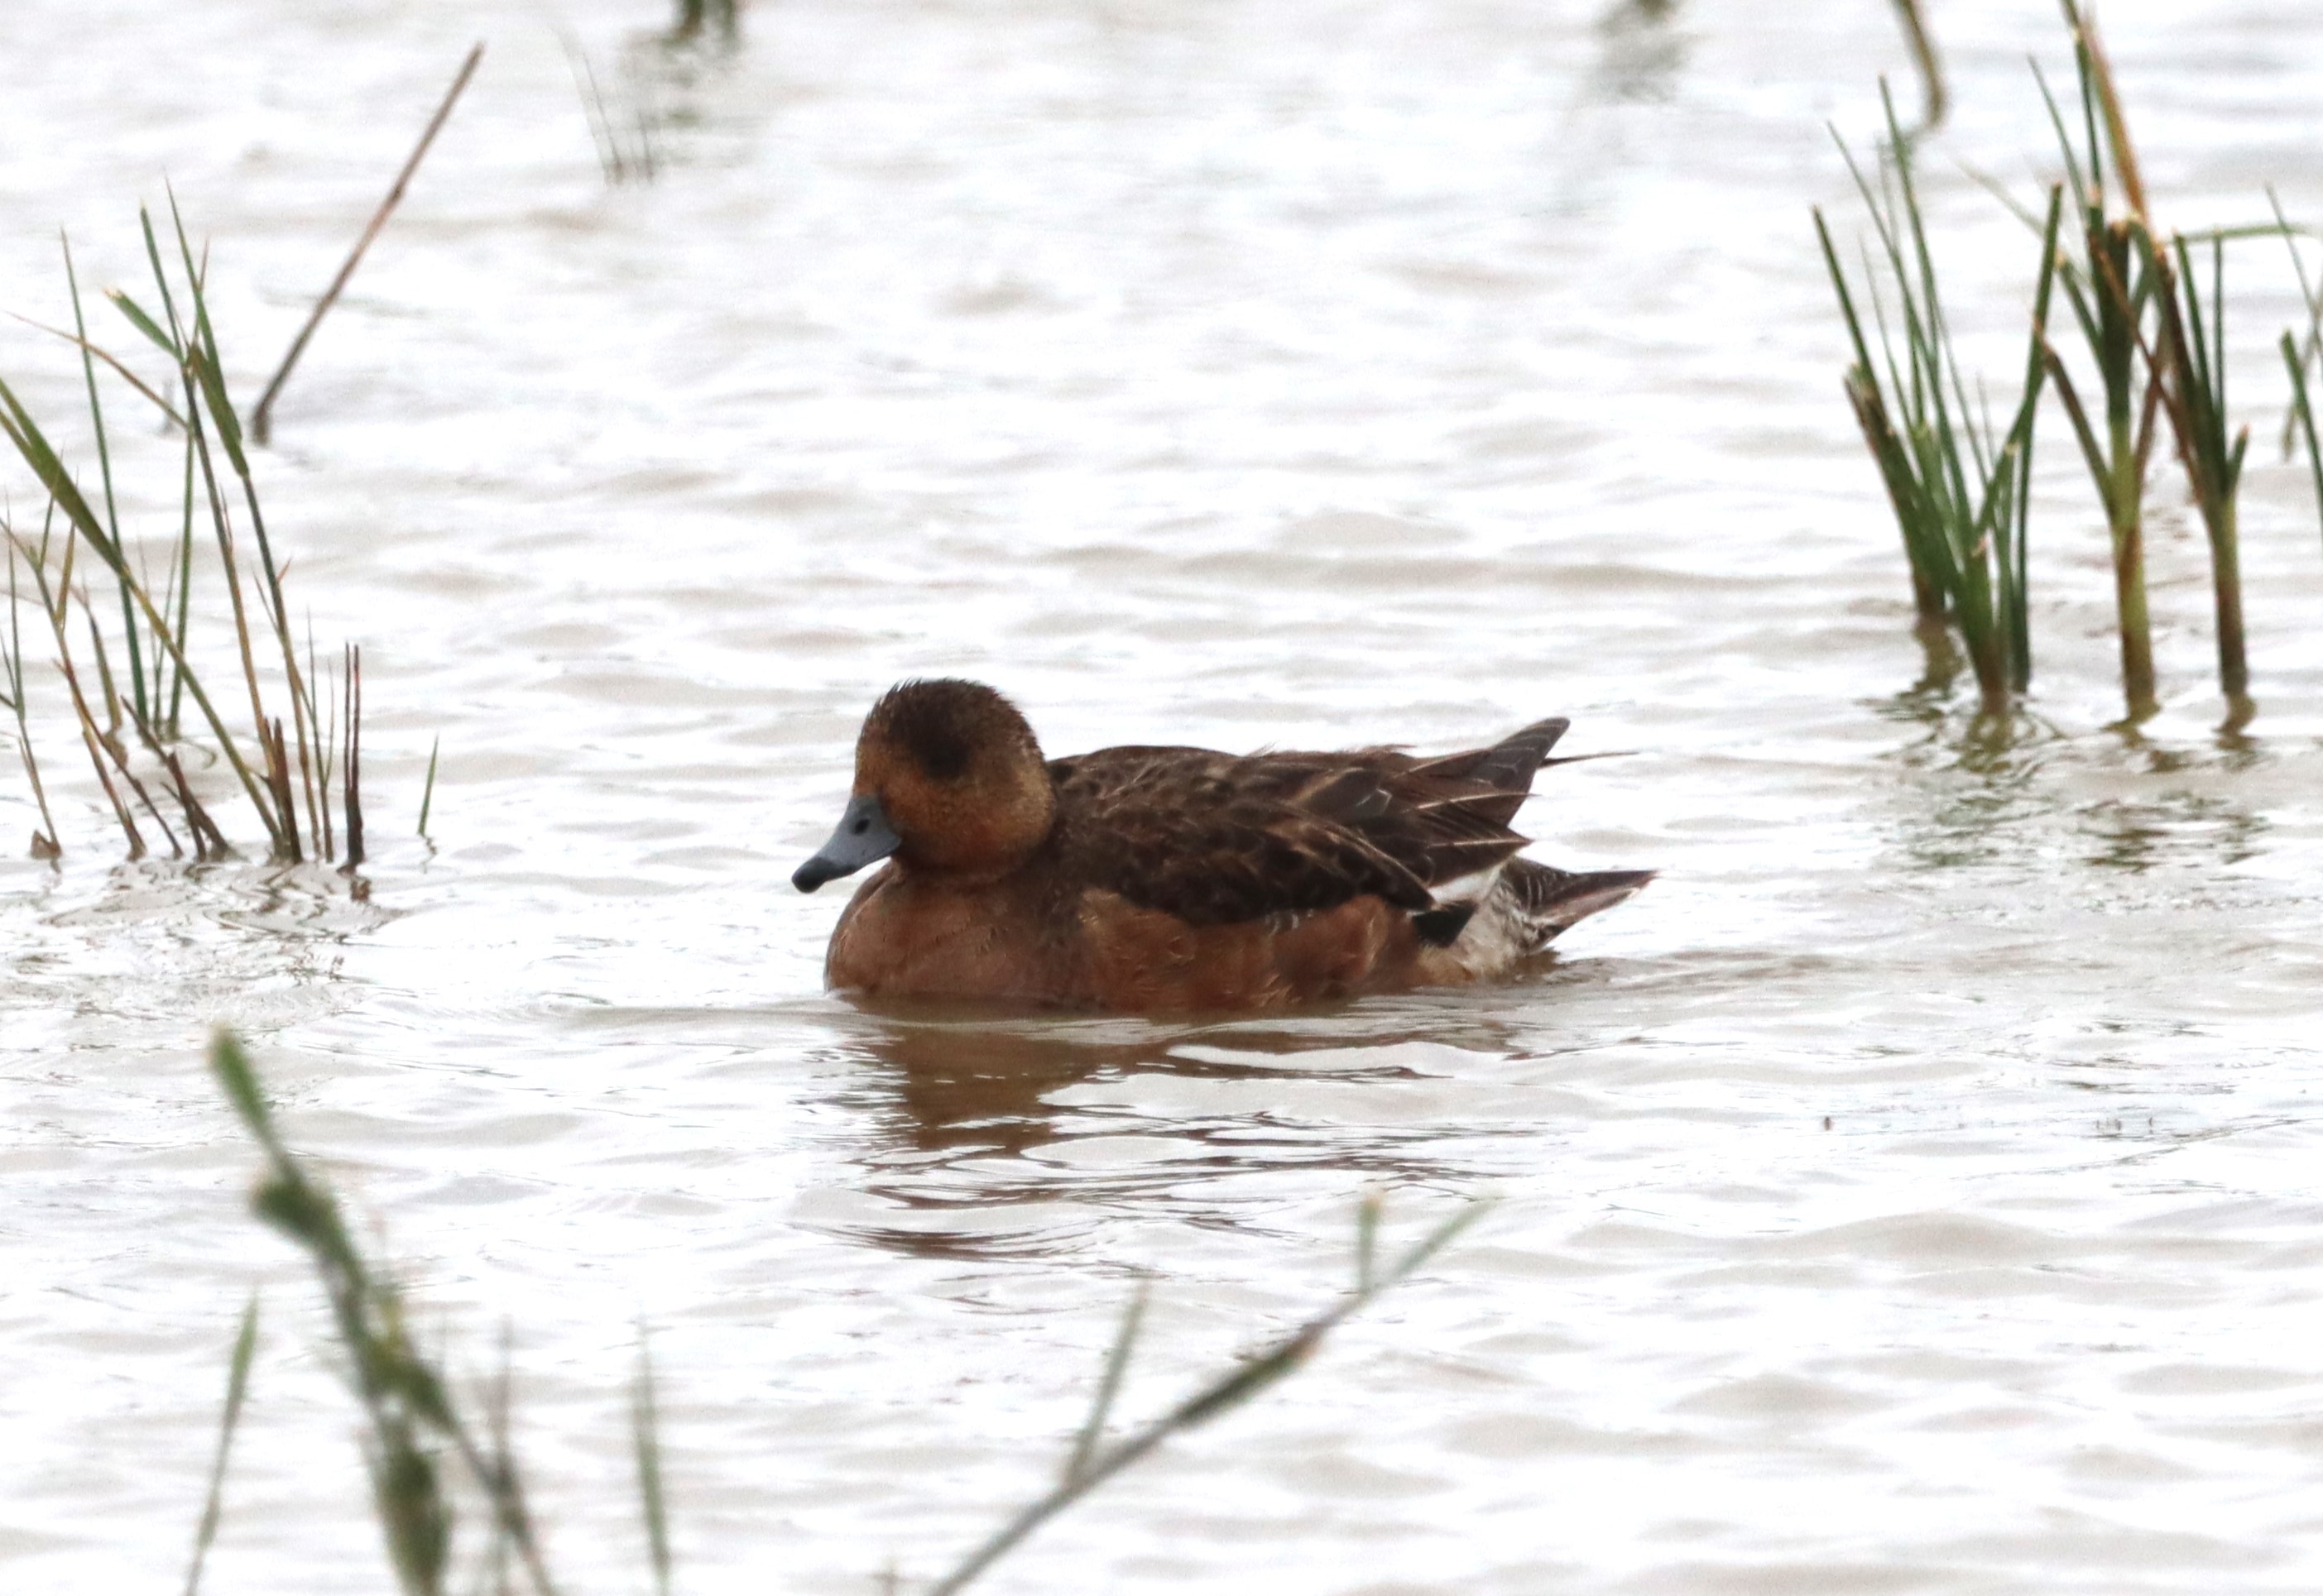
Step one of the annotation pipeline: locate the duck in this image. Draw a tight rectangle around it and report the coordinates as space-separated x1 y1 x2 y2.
793 678 1651 1013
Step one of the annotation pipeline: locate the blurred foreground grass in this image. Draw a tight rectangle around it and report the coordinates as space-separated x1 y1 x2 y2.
199 1030 1482 1596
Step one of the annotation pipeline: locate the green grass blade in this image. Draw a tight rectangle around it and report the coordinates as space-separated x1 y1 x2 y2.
1063 1281 1147 1487
107 289 181 360
2031 60 2094 221
138 205 188 347
183 1294 261 1596
2210 236 2228 422
1377 1197 1492 1292
631 1325 672 1596
63 234 147 726
417 736 440 836
1812 208 1879 378
2043 347 2109 482
2283 329 2323 554
928 1199 1485 1596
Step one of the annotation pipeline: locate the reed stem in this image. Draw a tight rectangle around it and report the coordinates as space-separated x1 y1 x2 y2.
2209 494 2249 706
343 644 364 870
252 45 485 446
2 535 62 857
1888 0 1947 129
416 734 439 839
20 527 146 856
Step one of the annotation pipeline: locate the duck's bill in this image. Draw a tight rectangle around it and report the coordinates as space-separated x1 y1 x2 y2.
793 793 901 891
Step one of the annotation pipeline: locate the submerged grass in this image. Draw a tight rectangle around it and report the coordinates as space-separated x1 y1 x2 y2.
1 204 376 865
200 1029 1480 1594
1815 84 2062 717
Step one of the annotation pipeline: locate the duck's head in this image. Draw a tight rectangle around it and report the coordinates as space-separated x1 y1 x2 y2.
793 678 1056 892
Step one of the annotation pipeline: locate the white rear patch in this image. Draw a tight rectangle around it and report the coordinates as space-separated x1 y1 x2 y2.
1428 865 1505 906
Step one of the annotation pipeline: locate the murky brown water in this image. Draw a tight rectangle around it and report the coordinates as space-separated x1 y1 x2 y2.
7 0 2323 1590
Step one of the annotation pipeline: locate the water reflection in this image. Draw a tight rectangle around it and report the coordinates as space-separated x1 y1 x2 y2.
1874 684 2276 883
2076 793 2267 874
1876 709 2059 871
840 1011 1154 1160
821 1000 1535 1261
1594 0 1687 104
32 856 385 940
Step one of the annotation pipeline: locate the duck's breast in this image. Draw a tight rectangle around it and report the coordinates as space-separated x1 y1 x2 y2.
826 869 1089 1004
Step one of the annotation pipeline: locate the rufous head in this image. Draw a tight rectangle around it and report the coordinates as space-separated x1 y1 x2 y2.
793 678 1058 891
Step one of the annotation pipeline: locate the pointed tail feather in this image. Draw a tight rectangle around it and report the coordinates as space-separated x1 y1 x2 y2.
1507 862 1655 941
1407 716 1568 783
1406 717 1571 830
1468 717 1570 794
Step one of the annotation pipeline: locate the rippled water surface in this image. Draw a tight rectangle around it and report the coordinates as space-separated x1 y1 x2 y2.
7 0 2323 1590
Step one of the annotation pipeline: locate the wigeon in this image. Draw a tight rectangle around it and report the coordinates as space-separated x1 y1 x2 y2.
794 678 1650 1012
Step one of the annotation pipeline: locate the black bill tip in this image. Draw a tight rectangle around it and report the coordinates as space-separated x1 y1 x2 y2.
792 856 846 893
794 792 902 893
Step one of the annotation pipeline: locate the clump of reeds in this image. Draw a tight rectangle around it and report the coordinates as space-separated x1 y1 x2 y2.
2029 12 2162 720
1815 84 2063 717
197 1028 1480 1595
2047 0 2263 724
1830 2 2298 727
0 204 367 865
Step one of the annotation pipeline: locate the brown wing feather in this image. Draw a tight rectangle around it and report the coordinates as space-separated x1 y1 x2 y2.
1049 717 1571 930
1049 748 1434 927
